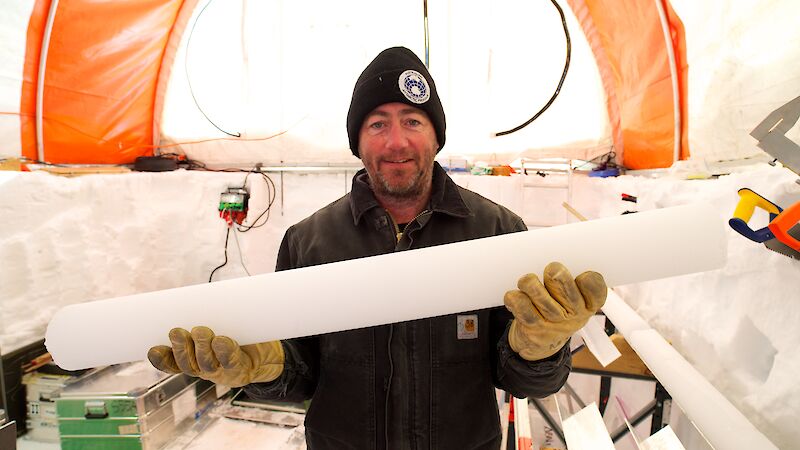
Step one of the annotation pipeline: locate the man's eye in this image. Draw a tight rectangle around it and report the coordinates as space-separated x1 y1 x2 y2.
406 119 421 126
369 122 385 129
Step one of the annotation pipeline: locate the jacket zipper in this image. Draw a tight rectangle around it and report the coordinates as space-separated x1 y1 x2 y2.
384 209 428 448
391 209 430 244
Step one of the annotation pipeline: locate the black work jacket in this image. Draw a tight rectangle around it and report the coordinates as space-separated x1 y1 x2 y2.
244 163 571 449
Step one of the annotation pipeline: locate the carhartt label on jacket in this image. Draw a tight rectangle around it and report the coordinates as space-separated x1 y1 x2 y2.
457 314 478 339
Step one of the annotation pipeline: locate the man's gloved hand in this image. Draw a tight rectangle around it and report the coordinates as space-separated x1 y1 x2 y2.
504 262 607 361
147 326 284 388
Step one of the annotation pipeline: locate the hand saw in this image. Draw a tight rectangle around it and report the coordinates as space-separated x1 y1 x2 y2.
729 188 800 260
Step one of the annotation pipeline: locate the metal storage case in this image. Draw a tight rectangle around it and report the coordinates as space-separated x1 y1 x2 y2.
55 361 217 450
24 371 70 442
23 370 88 442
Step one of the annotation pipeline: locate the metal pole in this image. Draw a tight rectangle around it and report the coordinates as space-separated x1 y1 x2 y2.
423 0 430 67
654 0 682 163
563 382 586 409
36 0 61 162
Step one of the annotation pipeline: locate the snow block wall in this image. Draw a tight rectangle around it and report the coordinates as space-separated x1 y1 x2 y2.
0 169 349 352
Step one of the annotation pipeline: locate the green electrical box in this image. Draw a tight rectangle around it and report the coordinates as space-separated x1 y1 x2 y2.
219 188 249 212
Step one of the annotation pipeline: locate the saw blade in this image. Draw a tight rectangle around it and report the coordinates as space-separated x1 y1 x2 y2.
751 95 800 176
764 224 800 260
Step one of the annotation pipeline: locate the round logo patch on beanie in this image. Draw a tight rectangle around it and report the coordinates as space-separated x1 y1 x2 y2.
398 70 430 104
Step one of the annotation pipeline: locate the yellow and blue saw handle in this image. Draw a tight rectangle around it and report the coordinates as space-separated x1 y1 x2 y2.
729 188 782 243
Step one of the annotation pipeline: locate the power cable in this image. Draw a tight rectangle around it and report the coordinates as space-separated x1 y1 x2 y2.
208 227 230 282
185 0 241 137
236 169 277 232
232 226 251 276
494 0 571 137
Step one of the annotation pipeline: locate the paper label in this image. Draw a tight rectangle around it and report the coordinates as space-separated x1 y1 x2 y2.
562 403 616 450
118 423 139 435
641 425 687 450
457 314 478 339
578 316 621 367
41 404 58 419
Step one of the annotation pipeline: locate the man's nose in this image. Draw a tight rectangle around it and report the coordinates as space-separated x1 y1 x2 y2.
385 122 408 149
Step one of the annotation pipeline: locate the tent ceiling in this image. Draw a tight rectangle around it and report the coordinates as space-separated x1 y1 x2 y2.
1 0 797 169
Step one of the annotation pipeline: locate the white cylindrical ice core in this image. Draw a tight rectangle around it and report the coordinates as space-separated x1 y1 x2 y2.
46 202 727 371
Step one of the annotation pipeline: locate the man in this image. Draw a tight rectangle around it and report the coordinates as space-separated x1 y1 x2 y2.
148 46 606 449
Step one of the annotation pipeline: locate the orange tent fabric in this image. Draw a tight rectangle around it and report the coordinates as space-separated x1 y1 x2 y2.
26 0 184 164
568 0 689 169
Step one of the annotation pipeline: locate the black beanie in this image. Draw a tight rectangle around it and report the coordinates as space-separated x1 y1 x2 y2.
347 47 446 158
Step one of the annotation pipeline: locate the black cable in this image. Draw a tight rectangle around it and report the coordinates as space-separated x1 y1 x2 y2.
157 152 209 170
573 151 619 171
494 0 571 137
208 227 230 282
185 0 241 138
237 171 277 232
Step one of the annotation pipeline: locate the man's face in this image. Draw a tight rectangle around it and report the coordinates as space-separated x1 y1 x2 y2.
358 102 439 200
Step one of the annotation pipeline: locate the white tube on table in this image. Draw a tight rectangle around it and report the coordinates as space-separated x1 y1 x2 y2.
45 202 727 370
603 289 778 450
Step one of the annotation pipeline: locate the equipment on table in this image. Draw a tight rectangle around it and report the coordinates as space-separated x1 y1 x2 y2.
208 389 306 428
54 361 218 450
751 95 800 177
230 389 305 414
22 365 96 442
729 188 800 260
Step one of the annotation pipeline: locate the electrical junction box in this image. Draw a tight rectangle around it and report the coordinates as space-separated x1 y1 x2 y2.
219 188 249 212
219 187 250 226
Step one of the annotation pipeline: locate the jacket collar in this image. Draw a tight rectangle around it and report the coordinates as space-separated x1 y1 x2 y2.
349 162 472 225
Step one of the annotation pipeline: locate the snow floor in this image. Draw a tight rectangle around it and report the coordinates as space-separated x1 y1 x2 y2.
1 162 798 448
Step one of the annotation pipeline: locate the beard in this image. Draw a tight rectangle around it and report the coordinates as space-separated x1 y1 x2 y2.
371 165 430 200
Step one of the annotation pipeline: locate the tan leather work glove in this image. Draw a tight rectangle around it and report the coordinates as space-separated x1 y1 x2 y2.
504 262 607 361
147 326 284 388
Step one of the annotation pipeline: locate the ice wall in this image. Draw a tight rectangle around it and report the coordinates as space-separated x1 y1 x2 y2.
1 162 798 447
582 166 800 449
0 169 348 353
